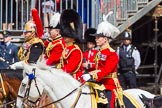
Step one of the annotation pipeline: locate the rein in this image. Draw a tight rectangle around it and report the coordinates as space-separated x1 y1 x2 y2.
1 100 16 107
40 81 93 108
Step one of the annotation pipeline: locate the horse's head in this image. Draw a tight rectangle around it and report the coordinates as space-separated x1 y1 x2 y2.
140 94 162 108
153 95 162 108
18 64 91 108
139 94 153 108
16 75 44 108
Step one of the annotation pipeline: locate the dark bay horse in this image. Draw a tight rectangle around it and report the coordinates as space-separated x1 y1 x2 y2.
0 69 54 108
0 69 23 108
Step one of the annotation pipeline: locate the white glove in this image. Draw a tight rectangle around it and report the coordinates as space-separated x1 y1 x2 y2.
82 74 91 81
10 61 24 70
10 64 16 70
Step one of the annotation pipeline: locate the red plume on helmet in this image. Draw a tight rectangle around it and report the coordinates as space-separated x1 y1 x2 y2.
32 8 44 38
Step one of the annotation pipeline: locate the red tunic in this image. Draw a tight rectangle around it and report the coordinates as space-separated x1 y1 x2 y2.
83 49 98 71
95 45 119 90
62 44 83 80
44 36 65 66
93 45 119 108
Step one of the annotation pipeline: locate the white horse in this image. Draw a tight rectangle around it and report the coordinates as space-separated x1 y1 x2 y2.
12 61 162 108
13 61 92 108
123 89 155 108
125 89 162 108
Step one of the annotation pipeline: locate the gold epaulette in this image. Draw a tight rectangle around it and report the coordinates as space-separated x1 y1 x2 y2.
100 44 115 52
45 40 64 57
27 37 44 46
18 47 23 61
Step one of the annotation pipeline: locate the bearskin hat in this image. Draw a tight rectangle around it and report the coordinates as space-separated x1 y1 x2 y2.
84 28 96 44
60 9 83 42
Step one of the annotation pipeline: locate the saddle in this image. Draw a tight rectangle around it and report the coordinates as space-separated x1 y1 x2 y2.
86 81 108 108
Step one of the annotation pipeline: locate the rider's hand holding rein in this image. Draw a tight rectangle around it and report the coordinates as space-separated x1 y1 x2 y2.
81 70 101 81
82 74 92 81
9 61 24 70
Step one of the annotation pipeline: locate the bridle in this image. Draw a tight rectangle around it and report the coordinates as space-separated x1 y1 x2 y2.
18 68 94 108
17 68 42 107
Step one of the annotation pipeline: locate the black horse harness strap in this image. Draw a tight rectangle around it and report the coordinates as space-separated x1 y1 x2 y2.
1 100 16 107
40 81 94 108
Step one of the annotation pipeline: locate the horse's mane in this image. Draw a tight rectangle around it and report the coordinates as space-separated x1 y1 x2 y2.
41 68 81 86
23 63 82 91
0 69 23 81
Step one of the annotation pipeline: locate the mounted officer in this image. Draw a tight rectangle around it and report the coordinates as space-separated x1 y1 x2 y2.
82 13 124 108
10 20 44 70
59 9 83 80
44 13 65 67
116 31 141 90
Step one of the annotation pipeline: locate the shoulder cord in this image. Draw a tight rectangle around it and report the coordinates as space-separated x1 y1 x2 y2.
95 51 100 70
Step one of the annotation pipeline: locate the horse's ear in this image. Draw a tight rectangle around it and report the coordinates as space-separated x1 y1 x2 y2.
140 94 151 101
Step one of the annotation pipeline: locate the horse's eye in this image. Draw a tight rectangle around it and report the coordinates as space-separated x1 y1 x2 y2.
22 83 26 86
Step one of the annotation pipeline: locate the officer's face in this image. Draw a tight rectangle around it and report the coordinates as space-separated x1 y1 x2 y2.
23 31 34 41
49 28 60 39
4 36 12 43
87 42 95 49
64 37 75 45
123 39 131 45
0 34 3 38
95 36 108 47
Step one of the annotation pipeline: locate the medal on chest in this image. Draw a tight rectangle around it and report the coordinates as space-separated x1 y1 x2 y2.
99 53 107 61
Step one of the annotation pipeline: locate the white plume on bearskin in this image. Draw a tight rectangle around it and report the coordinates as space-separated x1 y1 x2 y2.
49 13 60 28
96 11 120 39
